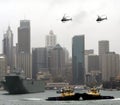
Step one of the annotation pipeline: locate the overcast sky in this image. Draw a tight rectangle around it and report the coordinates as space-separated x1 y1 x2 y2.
0 0 120 55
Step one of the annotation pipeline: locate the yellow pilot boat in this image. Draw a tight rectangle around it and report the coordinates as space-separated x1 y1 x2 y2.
61 87 74 97
87 87 100 96
46 86 114 101
46 86 81 101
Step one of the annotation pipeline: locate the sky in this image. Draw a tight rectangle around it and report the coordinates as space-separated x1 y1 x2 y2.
0 0 120 56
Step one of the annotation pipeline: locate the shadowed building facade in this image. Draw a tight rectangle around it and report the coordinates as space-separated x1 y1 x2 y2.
0 55 7 81
49 44 66 81
32 47 48 79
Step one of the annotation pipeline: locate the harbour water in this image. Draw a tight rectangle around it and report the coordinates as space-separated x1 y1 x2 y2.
0 90 120 105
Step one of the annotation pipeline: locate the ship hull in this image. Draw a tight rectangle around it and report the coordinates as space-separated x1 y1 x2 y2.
3 76 45 94
46 93 114 101
46 93 81 101
81 93 114 100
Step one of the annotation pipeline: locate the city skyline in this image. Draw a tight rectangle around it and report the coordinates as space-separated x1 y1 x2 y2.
0 0 120 55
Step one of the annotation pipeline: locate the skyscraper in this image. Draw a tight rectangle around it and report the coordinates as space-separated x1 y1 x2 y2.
45 30 57 75
98 40 109 55
45 30 56 48
3 26 13 70
18 20 30 53
72 35 85 85
16 20 32 78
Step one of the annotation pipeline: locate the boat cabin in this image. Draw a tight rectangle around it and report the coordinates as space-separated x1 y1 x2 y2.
87 88 100 96
61 87 74 97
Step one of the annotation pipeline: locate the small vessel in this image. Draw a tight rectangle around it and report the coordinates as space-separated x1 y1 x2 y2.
80 87 114 100
46 87 114 101
2 70 45 94
87 87 100 96
46 86 80 101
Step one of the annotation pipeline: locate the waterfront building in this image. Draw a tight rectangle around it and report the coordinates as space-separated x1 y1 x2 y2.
98 40 109 82
101 52 119 81
72 35 85 85
0 55 7 81
85 54 101 85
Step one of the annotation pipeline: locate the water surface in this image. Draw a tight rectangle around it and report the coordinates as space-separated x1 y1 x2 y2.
0 90 120 105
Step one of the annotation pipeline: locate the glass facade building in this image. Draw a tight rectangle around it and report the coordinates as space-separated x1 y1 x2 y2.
72 35 85 85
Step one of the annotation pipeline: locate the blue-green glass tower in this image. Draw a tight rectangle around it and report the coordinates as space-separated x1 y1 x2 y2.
72 35 85 85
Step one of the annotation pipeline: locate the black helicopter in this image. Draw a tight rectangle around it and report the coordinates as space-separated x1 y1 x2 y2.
61 14 72 23
96 15 107 22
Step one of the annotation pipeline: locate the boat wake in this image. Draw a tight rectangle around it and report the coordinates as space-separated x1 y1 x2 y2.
113 98 120 101
21 98 44 101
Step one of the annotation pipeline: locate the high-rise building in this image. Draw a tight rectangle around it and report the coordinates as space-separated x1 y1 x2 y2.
18 20 30 53
72 35 85 85
32 47 48 79
16 20 32 78
45 30 56 48
101 52 119 81
45 30 57 77
49 44 66 80
3 26 13 70
98 40 109 55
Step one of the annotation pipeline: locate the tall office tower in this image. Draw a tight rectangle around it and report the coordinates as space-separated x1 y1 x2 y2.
16 20 32 78
45 30 57 75
45 30 56 48
98 40 109 55
72 35 85 85
3 26 13 70
32 47 48 79
18 20 30 53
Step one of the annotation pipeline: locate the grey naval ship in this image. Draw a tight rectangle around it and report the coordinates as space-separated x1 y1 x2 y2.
2 70 45 94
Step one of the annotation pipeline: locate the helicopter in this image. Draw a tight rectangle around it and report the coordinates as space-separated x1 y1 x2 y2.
61 14 72 23
96 15 107 22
